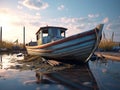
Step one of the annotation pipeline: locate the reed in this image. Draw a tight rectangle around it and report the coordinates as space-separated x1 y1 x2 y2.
0 40 23 49
99 39 117 51
0 40 13 49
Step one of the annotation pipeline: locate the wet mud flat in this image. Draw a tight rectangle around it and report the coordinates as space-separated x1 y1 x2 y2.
5 54 98 90
11 55 73 71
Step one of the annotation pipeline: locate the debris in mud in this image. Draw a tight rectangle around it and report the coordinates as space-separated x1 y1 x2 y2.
10 55 74 72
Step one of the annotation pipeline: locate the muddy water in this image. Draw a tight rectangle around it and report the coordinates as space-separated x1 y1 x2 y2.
0 53 120 90
0 54 69 90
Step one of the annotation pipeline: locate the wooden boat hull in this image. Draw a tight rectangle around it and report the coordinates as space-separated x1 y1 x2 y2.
26 24 104 63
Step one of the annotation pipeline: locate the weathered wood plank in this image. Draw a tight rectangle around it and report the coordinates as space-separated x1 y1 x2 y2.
95 52 120 61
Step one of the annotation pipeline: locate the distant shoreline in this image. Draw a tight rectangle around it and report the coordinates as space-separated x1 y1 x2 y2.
0 48 27 54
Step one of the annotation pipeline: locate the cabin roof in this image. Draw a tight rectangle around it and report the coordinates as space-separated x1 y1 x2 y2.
36 26 67 34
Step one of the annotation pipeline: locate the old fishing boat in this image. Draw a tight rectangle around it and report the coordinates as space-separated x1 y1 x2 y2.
26 24 104 63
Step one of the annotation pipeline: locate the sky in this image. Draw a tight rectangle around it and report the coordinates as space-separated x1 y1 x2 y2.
0 0 120 43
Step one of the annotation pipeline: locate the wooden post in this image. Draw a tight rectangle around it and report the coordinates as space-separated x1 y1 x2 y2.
0 27 2 42
111 32 114 42
23 26 26 56
23 26 25 47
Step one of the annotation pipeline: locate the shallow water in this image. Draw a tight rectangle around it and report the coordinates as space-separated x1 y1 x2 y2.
0 54 69 90
0 69 69 90
0 53 120 90
0 54 24 69
89 59 120 90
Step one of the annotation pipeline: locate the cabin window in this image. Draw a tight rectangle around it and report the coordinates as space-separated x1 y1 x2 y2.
36 34 39 40
52 30 57 37
61 31 65 38
43 33 48 37
48 29 61 38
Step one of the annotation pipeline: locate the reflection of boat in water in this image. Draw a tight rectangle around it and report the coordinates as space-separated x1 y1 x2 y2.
44 64 99 90
26 24 104 63
0 55 2 69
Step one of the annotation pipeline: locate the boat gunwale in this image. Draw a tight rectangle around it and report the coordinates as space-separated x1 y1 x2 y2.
27 37 96 53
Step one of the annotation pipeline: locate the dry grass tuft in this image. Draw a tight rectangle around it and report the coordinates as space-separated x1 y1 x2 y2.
0 40 23 49
99 39 117 51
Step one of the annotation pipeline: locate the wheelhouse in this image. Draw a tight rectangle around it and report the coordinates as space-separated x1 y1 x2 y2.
36 26 67 45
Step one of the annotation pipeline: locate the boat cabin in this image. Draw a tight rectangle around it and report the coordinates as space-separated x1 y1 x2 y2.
36 26 67 45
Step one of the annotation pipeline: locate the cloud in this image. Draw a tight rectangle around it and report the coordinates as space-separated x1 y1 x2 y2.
106 23 112 30
12 12 41 27
20 0 49 10
60 17 77 23
52 15 101 36
59 14 100 29
104 17 120 42
0 8 20 26
36 12 40 16
88 14 99 18
102 17 109 23
105 17 120 31
17 5 23 9
106 23 120 31
0 8 43 27
0 8 43 42
57 5 65 10
0 8 9 14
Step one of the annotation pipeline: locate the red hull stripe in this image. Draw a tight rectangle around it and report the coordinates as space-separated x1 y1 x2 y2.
29 37 96 53
27 49 52 53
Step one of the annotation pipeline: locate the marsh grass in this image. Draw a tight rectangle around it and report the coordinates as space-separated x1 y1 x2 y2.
0 40 23 50
99 39 117 51
0 40 13 49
